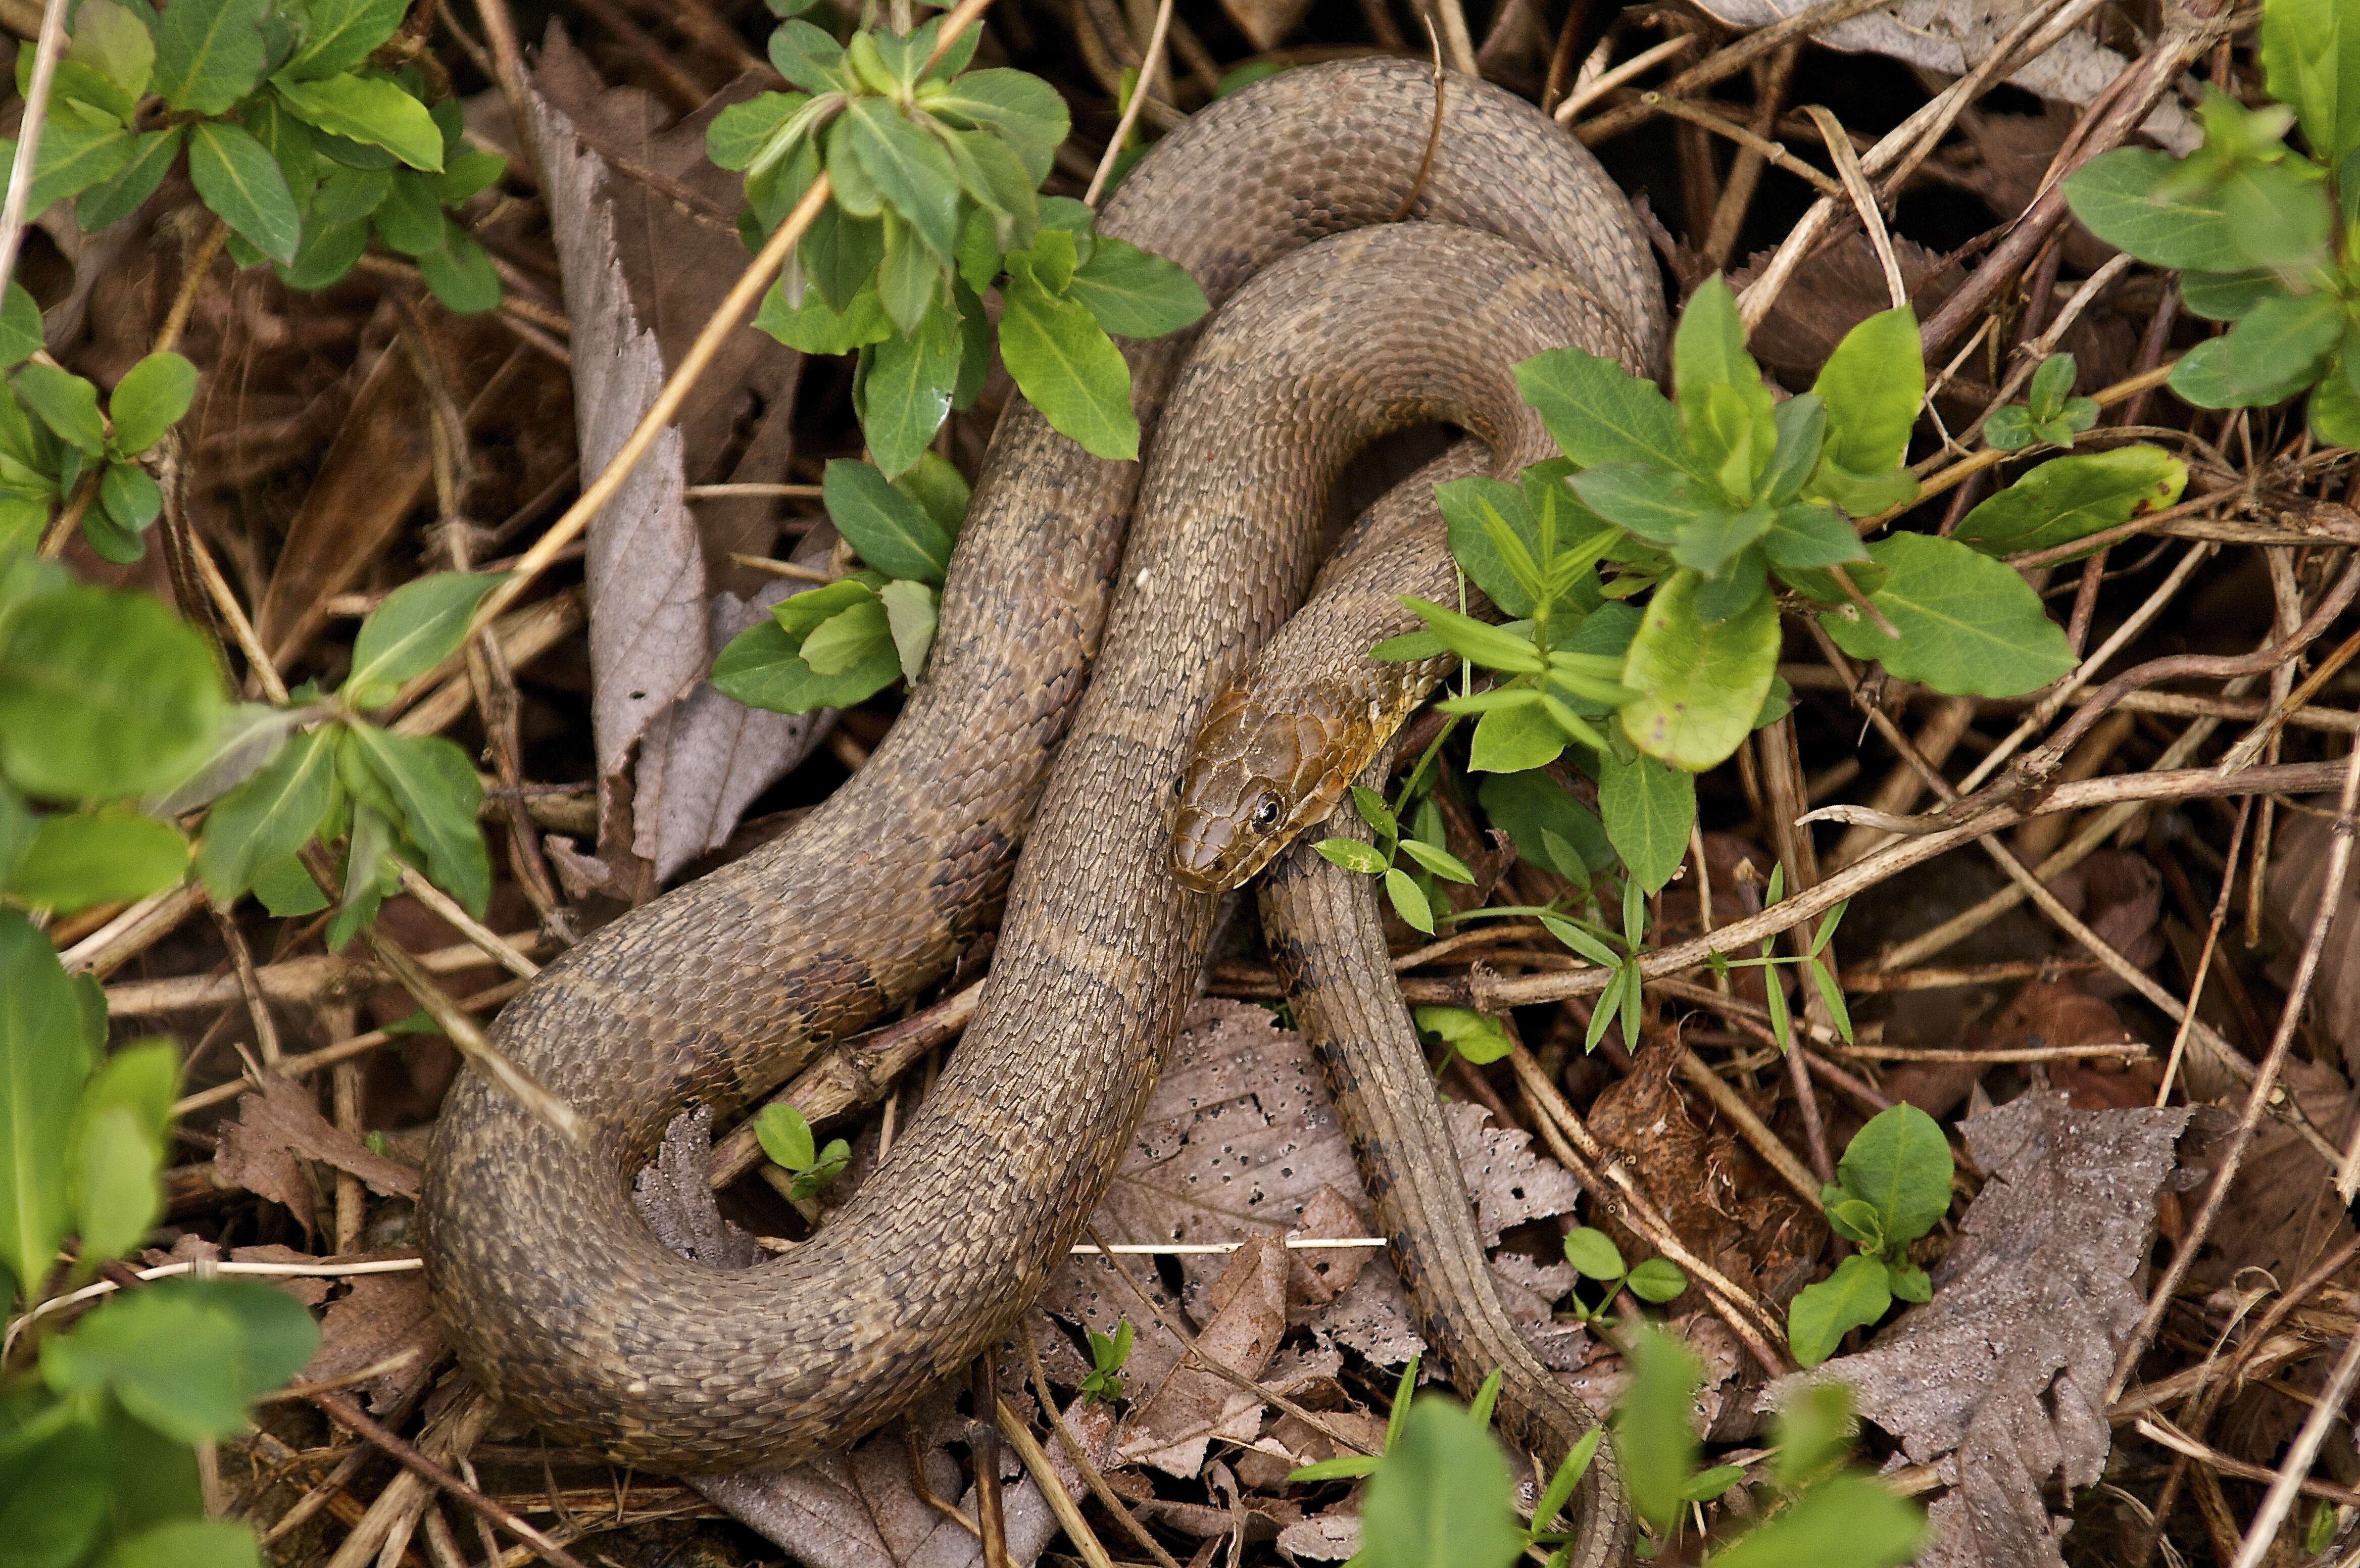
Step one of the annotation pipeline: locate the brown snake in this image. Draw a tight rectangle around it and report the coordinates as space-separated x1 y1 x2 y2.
419 56 1661 1560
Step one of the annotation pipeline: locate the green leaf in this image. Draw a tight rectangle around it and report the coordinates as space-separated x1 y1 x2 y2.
1673 277 1774 500
1837 1104 1954 1246
840 97 960 262
67 0 158 100
2179 268 2286 322
1400 598 1544 674
1670 504 1774 578
278 213 370 290
1465 698 1564 773
1349 784 1396 840
1761 501 1864 571
437 148 505 206
41 1277 319 1442
68 1039 177 1270
1413 1006 1512 1064
2218 156 2332 271
195 727 337 903
1357 1399 1526 1568
756 1100 817 1170
1532 1427 1603 1539
1953 446 2187 559
860 308 961 478
252 851 328 916
1819 533 2075 698
823 458 956 582
0 909 90 1302
188 121 302 265
2207 289 2345 402
712 613 897 715
325 802 391 950
1514 347 1690 472
0 582 224 801
1682 1463 1745 1502
1569 463 1712 544
767 20 846 92
1888 1259 1931 1302
283 0 407 79
800 597 891 675
338 724 488 915
1561 1225 1626 1281
1315 837 1389 875
311 165 391 224
1613 1327 1704 1535
369 166 442 254
2315 363 2360 448
2061 150 2245 271
1618 571 1778 770
999 276 1137 462
921 68 1069 182
417 228 501 316
1811 307 1923 478
2168 332 2321 410
1477 772 1609 881
272 73 443 171
0 283 40 370
1760 394 1827 506
1710 1474 1924 1568
97 1520 264 1568
1770 1381 1856 1490
1288 1452 1383 1483
1384 867 1434 933
758 270 893 356
28 120 135 211
108 353 198 457
1597 748 1693 895
8 809 187 911
1626 1256 1688 1303
1398 837 1472 883
878 577 938 682
14 363 106 455
152 0 271 115
1788 1253 1893 1366
1066 236 1208 339
1825 1196 1884 1250
2262 0 2360 166
344 572 504 708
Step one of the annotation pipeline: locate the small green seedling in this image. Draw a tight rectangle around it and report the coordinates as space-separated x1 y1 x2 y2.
1079 1318 1133 1404
1983 352 2099 451
1560 1225 1689 1325
1315 781 1475 936
755 1101 851 1201
1787 1104 1955 1366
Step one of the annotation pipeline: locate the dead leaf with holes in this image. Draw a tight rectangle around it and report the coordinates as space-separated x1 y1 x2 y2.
1117 1235 1291 1477
1777 1091 2189 1568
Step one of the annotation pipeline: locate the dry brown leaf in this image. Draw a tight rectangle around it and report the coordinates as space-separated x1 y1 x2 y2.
1687 0 2195 150
1736 235 1964 386
254 345 434 667
1118 1235 1290 1477
301 1273 447 1414
1781 1091 2189 1568
1219 0 1315 52
214 1075 419 1232
530 34 821 894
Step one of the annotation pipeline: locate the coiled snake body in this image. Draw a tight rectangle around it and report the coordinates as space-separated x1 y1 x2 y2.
420 56 1662 1561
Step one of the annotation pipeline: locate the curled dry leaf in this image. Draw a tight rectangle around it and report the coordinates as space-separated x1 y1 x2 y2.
1118 1235 1290 1477
1686 0 2195 151
214 1074 421 1233
1778 1091 2189 1568
301 1273 448 1415
530 31 825 895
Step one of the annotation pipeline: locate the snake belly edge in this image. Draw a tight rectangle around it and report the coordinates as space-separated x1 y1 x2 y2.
419 58 1662 1476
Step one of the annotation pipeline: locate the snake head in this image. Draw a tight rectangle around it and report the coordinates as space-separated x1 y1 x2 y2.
1170 684 1355 893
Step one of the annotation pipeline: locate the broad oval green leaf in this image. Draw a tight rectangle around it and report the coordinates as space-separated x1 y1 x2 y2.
999 275 1137 461
1810 305 1923 478
1618 571 1779 771
1837 1103 1954 1246
1818 533 2075 698
152 0 271 116
345 572 506 708
0 582 224 801
1357 1399 1525 1568
2260 0 2360 170
2061 149 2246 272
824 458 957 581
1953 445 2187 559
109 352 198 456
8 809 188 911
1787 1252 1895 1366
67 0 157 100
27 119 135 211
1468 696 1566 773
0 908 92 1303
13 362 106 455
712 616 894 715
188 121 303 265
41 1277 319 1443
1561 1224 1627 1281
1065 236 1206 340
271 73 444 172
1313 836 1390 876
842 97 961 262
1412 1005 1512 1064
1513 346 1690 472
1477 770 1611 880
1709 1472 1926 1568
338 723 489 916
1596 746 1694 895
282 0 408 80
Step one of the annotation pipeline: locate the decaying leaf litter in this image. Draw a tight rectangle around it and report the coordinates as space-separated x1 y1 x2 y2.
13 0 2360 1563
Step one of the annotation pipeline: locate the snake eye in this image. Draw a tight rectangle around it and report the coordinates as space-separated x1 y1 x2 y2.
1172 773 1185 797
1249 793 1282 832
